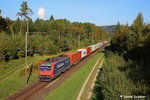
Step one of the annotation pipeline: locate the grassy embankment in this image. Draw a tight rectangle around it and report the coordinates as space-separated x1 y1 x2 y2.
44 49 104 100
0 54 41 81
92 50 150 100
0 50 75 100
80 55 104 100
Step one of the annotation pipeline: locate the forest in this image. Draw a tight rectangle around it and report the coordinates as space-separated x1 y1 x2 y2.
0 2 111 64
93 13 150 99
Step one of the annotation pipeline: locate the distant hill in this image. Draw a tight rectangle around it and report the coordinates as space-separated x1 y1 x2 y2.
101 25 116 34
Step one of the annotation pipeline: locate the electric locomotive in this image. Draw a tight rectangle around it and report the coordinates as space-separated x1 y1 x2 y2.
39 54 70 81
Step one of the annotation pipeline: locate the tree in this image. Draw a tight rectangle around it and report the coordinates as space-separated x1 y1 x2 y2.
13 17 21 34
85 23 95 43
131 12 144 33
114 22 121 33
34 18 45 32
0 10 7 33
28 18 34 32
50 15 54 22
130 12 145 47
17 1 33 35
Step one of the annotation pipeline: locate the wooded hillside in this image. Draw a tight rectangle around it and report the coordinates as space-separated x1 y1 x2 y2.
0 8 111 63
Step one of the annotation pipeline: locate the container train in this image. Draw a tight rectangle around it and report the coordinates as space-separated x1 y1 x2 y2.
39 41 107 81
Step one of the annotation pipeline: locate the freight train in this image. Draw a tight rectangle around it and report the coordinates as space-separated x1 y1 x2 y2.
39 41 107 81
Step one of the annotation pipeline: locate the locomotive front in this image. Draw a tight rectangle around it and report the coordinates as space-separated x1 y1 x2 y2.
39 62 54 81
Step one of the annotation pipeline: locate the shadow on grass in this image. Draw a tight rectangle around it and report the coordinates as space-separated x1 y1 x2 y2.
104 46 111 51
27 63 33 84
98 50 105 54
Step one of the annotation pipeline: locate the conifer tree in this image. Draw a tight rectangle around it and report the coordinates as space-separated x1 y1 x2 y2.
50 15 54 21
114 22 121 33
129 12 145 47
17 1 33 35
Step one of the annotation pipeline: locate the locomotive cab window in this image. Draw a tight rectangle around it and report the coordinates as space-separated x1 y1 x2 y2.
40 64 52 70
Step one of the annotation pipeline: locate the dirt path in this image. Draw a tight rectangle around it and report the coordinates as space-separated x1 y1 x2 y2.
87 58 104 100
76 54 103 100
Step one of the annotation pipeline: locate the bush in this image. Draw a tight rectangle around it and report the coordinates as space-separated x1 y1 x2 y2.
93 51 150 100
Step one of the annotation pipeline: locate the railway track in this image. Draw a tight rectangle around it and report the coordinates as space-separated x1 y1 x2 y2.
7 44 108 100
10 81 49 100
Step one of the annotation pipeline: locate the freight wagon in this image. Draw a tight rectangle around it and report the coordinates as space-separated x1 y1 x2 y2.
102 41 105 45
66 51 81 66
89 45 95 52
82 47 92 55
100 42 103 47
94 45 97 50
76 49 87 58
104 41 107 44
96 43 99 49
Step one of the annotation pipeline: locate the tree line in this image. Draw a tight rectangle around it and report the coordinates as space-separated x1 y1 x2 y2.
0 1 111 63
107 12 150 98
111 12 150 66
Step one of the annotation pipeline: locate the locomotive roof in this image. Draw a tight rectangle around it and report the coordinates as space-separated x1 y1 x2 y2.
42 54 69 63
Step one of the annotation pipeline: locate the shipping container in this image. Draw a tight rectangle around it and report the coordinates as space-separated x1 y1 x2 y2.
89 45 95 52
76 49 87 58
98 43 100 48
102 41 104 45
65 51 81 65
96 43 99 48
104 41 107 44
100 42 103 47
82 47 92 55
94 44 97 49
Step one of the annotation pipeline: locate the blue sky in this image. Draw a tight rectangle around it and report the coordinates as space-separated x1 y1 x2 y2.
0 0 150 26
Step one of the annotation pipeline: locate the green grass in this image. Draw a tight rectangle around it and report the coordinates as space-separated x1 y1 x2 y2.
44 50 104 100
0 68 39 100
0 61 40 100
0 54 41 81
91 58 106 100
80 55 104 100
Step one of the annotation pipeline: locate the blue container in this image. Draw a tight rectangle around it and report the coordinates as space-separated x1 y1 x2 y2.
96 44 99 48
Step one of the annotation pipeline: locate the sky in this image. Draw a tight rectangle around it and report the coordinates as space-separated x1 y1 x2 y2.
0 0 150 26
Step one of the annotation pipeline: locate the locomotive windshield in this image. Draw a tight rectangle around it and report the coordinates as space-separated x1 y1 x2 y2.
40 64 52 70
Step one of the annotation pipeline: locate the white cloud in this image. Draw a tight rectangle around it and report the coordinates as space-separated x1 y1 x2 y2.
37 8 45 19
